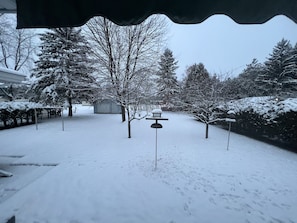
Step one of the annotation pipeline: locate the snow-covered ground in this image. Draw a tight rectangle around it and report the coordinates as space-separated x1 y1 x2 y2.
0 105 297 223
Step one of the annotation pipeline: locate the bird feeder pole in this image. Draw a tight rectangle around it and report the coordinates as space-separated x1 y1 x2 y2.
146 109 168 170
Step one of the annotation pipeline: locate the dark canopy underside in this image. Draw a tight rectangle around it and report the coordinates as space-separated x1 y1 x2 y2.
16 0 297 28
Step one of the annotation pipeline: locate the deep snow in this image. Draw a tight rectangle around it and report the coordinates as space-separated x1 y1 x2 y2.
0 105 297 223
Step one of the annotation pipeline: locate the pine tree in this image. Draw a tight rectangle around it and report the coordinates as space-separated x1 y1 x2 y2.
182 63 210 103
220 77 242 100
236 59 264 98
257 39 292 97
30 28 98 116
155 48 179 108
283 43 297 96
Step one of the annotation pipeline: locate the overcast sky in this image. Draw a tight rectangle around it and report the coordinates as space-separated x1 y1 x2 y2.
166 15 297 80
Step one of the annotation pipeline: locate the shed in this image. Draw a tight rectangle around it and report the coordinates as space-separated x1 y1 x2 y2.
94 99 121 114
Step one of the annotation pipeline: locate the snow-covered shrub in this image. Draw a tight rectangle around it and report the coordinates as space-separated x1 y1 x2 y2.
0 102 43 129
216 97 297 150
273 111 297 147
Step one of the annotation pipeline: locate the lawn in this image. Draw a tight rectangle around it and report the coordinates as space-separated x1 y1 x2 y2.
0 105 297 223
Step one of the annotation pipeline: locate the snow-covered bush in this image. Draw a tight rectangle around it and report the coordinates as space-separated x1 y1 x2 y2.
0 101 43 111
0 101 43 128
216 97 297 150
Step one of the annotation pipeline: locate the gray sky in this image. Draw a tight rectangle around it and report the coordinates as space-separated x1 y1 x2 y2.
166 15 297 80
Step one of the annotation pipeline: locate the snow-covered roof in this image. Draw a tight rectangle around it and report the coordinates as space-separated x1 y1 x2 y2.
152 109 162 114
0 67 27 85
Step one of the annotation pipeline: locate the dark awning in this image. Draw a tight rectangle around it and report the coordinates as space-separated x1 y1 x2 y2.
16 0 297 28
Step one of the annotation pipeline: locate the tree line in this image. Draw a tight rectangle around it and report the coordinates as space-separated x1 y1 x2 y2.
222 39 297 100
155 39 297 139
154 39 297 107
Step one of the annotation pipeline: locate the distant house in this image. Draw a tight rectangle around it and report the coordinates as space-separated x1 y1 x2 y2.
94 99 121 114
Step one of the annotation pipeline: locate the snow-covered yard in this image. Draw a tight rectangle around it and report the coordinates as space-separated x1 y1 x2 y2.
0 105 297 223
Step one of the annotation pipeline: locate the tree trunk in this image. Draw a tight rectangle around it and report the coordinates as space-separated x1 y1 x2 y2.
121 105 126 122
205 123 209 139
68 98 73 117
127 106 131 138
13 117 18 127
13 111 18 127
128 120 131 138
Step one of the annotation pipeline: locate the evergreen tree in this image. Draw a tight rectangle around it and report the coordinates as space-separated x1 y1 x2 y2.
184 63 210 85
221 77 242 100
155 48 179 108
236 59 264 98
182 63 210 103
257 39 292 97
30 28 98 116
283 43 297 97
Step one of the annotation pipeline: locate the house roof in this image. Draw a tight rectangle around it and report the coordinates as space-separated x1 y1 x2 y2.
0 67 27 85
0 0 296 28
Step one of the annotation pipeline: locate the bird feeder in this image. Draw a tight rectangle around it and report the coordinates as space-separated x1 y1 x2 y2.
152 109 162 118
151 123 163 128
146 109 168 170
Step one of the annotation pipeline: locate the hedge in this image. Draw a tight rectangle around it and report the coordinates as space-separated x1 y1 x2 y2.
215 97 297 151
0 102 43 129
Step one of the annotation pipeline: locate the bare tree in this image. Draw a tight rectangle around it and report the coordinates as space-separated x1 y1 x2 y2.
182 64 227 138
0 14 37 73
85 15 167 138
125 68 156 138
0 14 10 67
192 76 226 138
